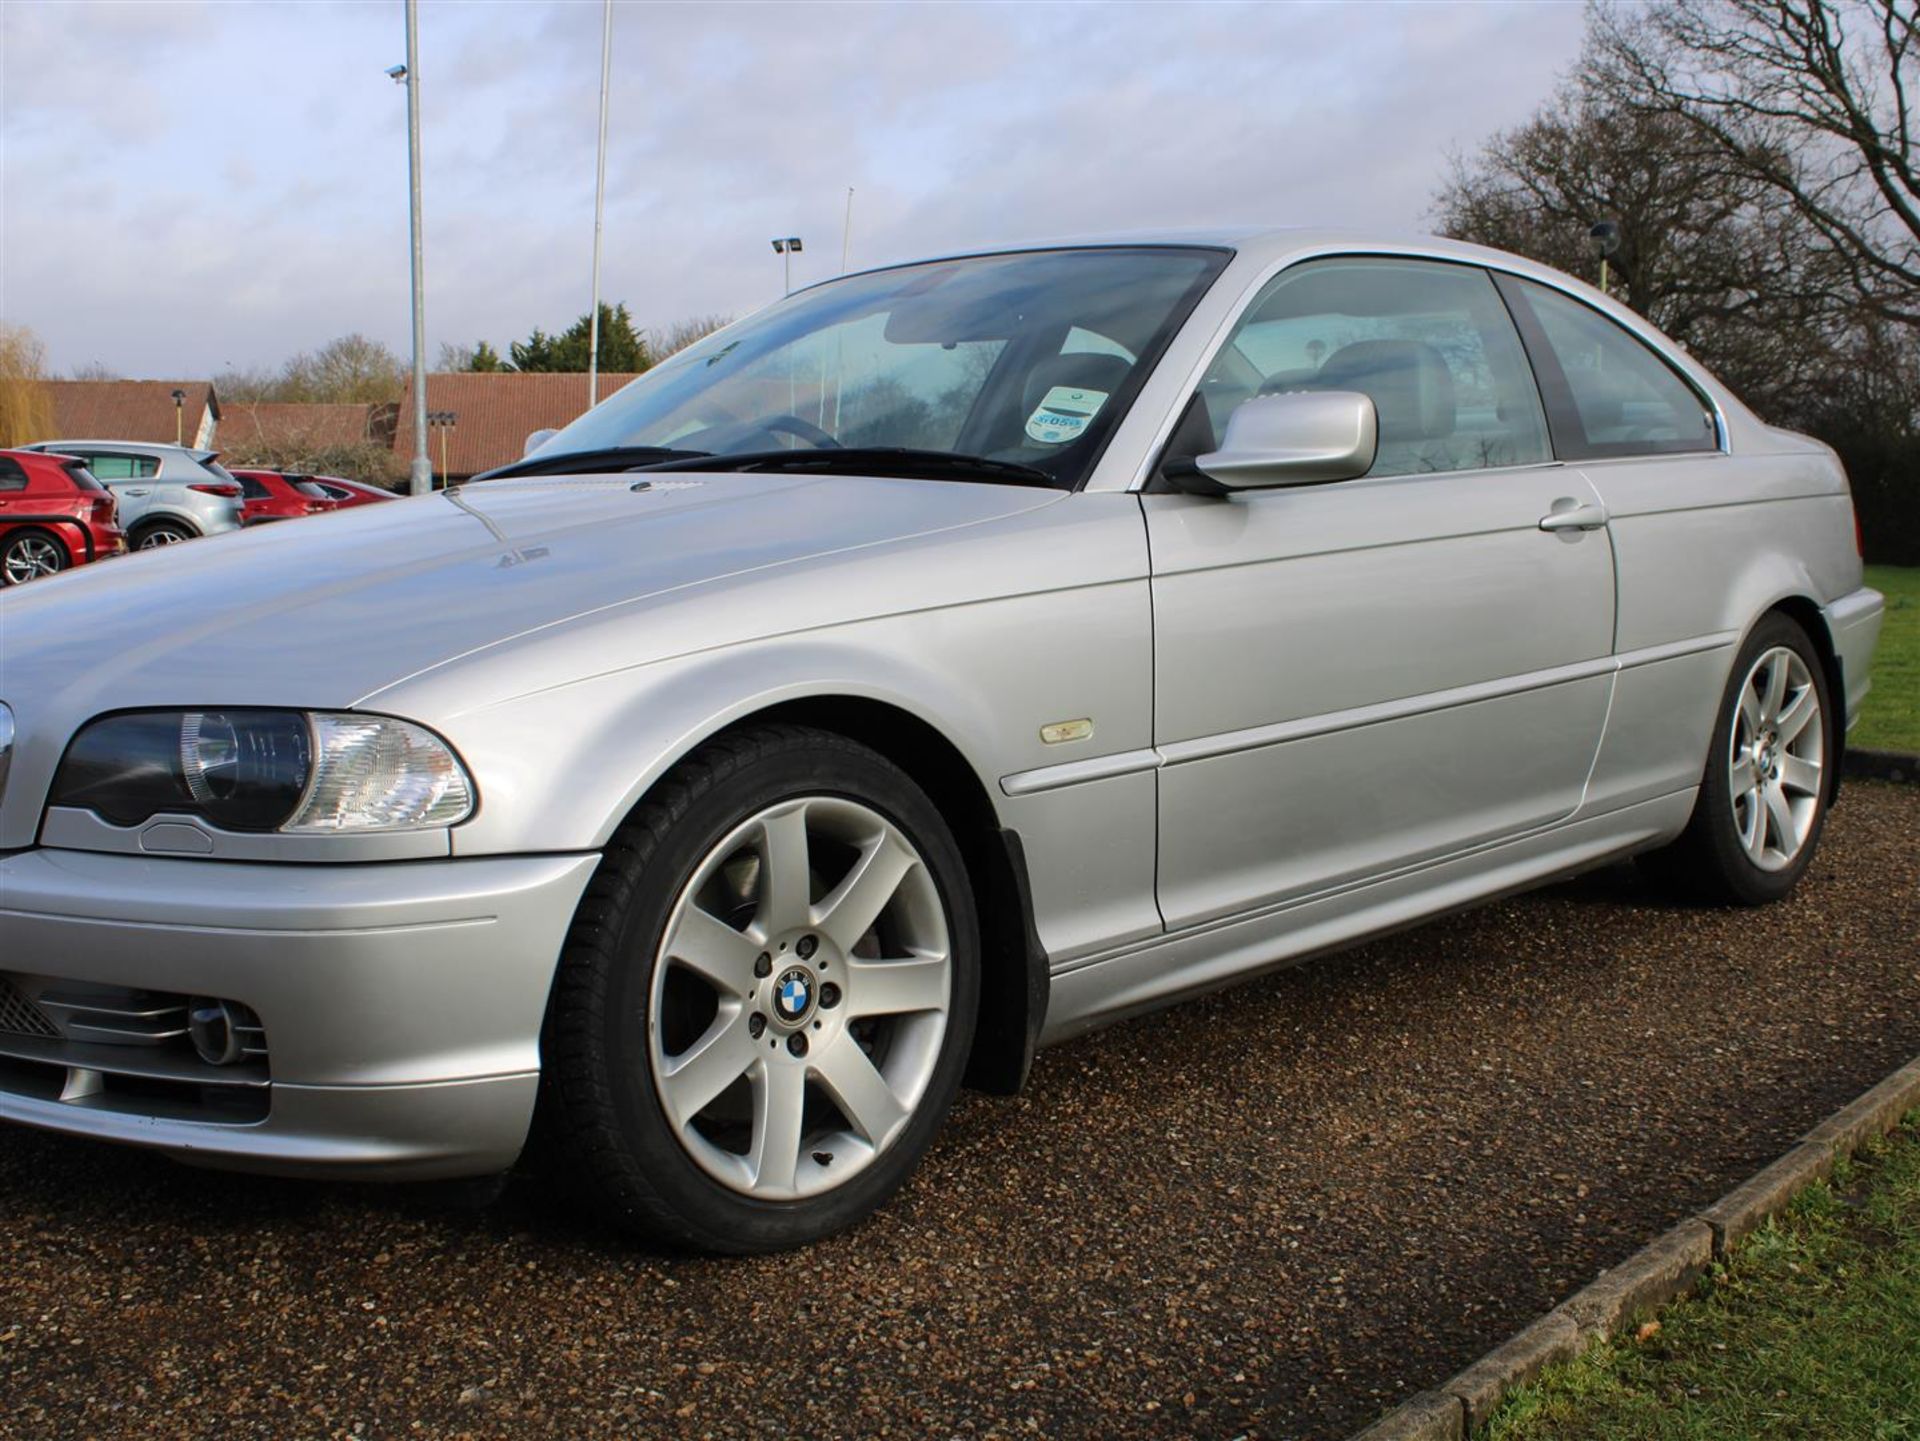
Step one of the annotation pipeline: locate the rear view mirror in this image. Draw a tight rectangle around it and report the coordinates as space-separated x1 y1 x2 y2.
1174 390 1378 494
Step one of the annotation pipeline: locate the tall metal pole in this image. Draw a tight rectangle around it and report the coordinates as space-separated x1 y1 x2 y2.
588 0 612 406
404 0 430 496
841 187 854 273
783 246 791 296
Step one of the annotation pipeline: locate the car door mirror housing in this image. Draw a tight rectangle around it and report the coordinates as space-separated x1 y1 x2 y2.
523 428 559 458
1170 390 1378 494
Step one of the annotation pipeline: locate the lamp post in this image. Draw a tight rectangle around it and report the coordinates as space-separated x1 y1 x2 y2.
427 409 458 489
170 388 186 447
771 236 803 295
588 0 613 408
389 2 431 498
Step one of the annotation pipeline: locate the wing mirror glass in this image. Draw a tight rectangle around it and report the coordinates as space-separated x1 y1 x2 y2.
1172 390 1378 494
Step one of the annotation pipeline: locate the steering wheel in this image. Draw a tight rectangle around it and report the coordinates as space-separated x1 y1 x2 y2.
761 414 841 450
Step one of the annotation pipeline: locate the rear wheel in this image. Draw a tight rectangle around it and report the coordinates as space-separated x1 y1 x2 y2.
0 528 68 584
540 725 979 1252
1639 613 1833 905
132 520 195 549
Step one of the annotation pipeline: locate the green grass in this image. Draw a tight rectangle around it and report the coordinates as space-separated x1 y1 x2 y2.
1857 565 1919 754
1484 1117 1920 1441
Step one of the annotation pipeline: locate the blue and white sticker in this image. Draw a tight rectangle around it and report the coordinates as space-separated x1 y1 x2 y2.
1024 385 1109 445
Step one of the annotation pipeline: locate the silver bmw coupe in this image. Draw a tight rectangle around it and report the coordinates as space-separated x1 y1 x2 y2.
0 231 1884 1251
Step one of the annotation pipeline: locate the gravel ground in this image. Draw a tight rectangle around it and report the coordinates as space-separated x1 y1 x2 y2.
2 782 1915 1441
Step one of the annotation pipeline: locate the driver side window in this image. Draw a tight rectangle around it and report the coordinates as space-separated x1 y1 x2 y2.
1188 258 1551 478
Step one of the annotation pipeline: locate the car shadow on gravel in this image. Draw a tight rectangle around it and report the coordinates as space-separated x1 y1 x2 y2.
2 782 1914 1441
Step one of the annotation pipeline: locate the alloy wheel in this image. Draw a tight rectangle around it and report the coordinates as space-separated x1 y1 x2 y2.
137 528 186 549
648 795 952 1201
2 535 64 584
1727 645 1824 872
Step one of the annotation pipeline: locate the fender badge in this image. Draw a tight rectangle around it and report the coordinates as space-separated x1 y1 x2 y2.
1039 718 1094 745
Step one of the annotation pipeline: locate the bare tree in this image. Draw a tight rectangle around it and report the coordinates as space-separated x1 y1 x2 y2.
279 333 406 404
648 313 734 359
67 360 121 382
1594 0 1920 322
0 324 55 447
1436 90 1845 412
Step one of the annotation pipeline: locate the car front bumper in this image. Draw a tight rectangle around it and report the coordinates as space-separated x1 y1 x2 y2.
0 847 598 1179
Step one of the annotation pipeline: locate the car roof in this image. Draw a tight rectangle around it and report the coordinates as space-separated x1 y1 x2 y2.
25 439 215 460
821 226 1610 298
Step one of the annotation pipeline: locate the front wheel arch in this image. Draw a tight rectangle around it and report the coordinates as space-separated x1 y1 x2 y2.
588 695 1047 1098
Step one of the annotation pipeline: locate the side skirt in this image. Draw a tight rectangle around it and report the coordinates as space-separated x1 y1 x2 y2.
1040 789 1696 1046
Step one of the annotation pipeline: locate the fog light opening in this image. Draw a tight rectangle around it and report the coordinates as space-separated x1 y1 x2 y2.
187 998 245 1067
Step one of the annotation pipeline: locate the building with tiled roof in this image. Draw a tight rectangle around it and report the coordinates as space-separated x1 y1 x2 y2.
393 372 643 483
42 380 220 449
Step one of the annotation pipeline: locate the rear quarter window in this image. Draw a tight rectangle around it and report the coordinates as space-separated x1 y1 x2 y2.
1498 276 1719 460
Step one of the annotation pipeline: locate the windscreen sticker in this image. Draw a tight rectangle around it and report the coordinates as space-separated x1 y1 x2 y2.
1024 386 1109 445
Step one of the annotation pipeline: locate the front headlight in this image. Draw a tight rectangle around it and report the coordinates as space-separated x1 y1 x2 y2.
51 710 475 834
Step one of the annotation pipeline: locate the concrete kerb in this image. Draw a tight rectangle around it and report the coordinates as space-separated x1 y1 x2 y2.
1842 748 1919 784
1349 1053 1920 1438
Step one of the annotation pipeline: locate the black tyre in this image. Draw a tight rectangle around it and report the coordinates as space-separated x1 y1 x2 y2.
539 724 980 1252
1 527 69 585
1639 612 1834 906
132 519 196 549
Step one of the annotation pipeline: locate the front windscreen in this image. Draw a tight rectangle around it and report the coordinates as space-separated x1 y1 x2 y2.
533 246 1228 488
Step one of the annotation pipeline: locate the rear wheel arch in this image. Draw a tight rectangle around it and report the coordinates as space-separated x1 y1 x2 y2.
1 526 71 583
130 514 200 546
1760 595 1846 802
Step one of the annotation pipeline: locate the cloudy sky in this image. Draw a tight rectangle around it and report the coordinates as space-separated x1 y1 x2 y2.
2 1 1587 379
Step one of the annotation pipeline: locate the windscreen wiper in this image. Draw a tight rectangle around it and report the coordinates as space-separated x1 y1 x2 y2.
636 447 1059 488
475 445 711 480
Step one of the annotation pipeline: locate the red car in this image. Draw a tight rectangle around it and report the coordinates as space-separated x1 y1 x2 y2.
228 468 340 526
306 475 397 508
0 448 125 585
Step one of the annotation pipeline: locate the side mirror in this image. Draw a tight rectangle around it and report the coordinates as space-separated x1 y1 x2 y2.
523 428 559 458
1174 390 1378 494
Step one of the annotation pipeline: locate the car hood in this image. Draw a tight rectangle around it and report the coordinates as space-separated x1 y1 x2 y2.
0 468 1063 751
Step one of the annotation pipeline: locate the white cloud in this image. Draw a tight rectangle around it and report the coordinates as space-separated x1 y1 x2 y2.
0 0 1585 377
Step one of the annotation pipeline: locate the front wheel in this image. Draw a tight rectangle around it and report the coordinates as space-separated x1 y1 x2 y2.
1639 613 1833 905
540 725 979 1252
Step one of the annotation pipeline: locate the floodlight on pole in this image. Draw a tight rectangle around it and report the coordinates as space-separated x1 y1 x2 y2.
428 409 458 489
170 388 186 446
771 236 803 295
1586 220 1622 297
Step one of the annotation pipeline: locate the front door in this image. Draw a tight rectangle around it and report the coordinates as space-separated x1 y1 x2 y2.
1146 256 1617 929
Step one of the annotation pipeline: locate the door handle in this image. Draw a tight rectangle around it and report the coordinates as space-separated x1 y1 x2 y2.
1539 501 1608 532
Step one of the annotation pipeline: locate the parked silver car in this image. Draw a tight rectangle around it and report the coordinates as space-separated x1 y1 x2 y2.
17 440 245 548
0 231 1884 1251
